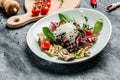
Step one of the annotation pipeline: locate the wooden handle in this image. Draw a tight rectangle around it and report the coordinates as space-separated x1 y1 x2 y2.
7 13 44 28
7 0 81 28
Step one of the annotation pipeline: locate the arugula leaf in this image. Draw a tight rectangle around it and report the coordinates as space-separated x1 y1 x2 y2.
43 27 56 42
58 13 74 23
93 19 103 34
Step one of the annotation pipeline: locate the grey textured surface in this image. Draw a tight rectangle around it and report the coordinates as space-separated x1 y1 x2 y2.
0 0 120 80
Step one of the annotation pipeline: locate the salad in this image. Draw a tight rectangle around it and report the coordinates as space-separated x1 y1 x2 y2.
37 13 103 61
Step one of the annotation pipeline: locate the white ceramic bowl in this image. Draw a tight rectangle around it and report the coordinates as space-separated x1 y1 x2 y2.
26 8 112 64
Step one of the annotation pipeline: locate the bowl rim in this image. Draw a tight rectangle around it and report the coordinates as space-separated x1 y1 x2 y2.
26 8 112 64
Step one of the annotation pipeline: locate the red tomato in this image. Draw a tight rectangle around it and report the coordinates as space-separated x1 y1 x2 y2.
41 6 49 15
32 9 40 16
38 0 43 4
47 2 51 8
86 29 92 35
47 0 51 2
91 0 97 5
38 1 43 9
40 40 51 50
38 5 42 9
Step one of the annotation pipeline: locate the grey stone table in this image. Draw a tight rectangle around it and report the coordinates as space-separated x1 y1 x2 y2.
0 0 120 80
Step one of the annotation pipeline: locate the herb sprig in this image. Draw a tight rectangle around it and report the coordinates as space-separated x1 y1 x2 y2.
59 0 64 7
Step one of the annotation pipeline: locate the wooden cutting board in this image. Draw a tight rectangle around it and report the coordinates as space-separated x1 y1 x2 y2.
7 0 81 28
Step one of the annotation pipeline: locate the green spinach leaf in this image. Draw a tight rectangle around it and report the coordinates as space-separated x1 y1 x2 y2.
58 13 74 23
93 19 103 34
43 27 56 42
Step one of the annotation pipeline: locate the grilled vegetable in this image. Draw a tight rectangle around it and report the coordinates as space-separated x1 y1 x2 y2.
58 49 74 61
45 45 62 56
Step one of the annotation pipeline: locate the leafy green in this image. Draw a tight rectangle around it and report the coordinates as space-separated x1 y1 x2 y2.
93 19 103 34
76 24 81 29
74 52 79 59
43 27 56 42
79 29 85 33
60 0 64 7
58 13 74 23
84 16 88 23
83 23 89 28
82 16 89 29
60 0 64 3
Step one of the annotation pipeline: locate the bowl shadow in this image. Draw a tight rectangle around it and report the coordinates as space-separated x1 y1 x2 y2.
24 45 103 75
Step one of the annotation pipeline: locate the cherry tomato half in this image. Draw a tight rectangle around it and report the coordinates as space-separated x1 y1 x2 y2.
40 40 51 50
32 9 40 16
86 29 92 35
41 6 49 15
